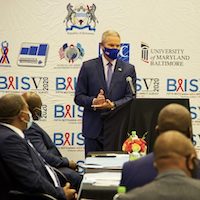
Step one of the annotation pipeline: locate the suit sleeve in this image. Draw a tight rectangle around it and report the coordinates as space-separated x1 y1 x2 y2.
120 161 130 188
26 126 69 168
1 134 66 200
74 63 95 109
114 64 137 107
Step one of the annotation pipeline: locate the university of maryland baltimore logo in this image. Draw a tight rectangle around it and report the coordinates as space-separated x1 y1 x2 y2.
141 42 149 63
63 3 98 31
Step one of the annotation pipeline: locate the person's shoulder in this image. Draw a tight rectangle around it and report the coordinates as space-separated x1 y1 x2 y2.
139 152 154 162
121 181 156 199
117 59 135 68
83 57 101 66
0 125 16 138
32 122 42 129
0 124 9 131
0 127 24 149
186 176 200 187
25 122 43 136
26 122 39 131
124 153 154 168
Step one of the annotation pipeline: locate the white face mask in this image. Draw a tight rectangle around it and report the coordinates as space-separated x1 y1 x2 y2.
21 111 33 130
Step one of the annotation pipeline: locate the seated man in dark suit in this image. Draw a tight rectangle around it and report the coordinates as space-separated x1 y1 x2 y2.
0 93 76 200
116 131 200 200
120 103 199 191
22 92 82 191
0 157 12 200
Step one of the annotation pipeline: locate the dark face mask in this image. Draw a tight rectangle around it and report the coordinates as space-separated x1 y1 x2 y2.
186 156 199 178
103 47 120 60
33 107 42 120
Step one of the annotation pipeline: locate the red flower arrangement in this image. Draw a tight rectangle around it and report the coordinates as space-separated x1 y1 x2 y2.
122 131 147 159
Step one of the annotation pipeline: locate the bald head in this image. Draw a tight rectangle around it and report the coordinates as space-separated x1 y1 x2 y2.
154 130 197 177
22 92 42 120
157 103 192 139
154 131 195 160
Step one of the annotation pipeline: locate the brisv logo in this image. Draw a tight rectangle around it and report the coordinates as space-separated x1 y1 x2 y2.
98 43 130 63
54 103 83 123
39 104 48 121
190 105 200 126
0 75 48 93
136 78 159 96
53 131 84 147
166 78 200 97
192 132 200 147
55 76 77 95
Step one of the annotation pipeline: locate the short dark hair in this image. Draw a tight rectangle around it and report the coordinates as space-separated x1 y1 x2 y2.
0 94 26 124
22 92 41 114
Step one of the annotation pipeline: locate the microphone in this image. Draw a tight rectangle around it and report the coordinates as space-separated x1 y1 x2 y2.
126 76 136 96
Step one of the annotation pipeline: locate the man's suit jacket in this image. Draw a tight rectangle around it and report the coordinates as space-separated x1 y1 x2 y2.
117 170 200 200
0 124 66 200
74 57 136 139
0 157 11 200
120 153 157 191
25 122 69 168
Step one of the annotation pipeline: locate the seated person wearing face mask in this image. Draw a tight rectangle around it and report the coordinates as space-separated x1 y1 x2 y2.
0 93 76 200
120 103 200 191
116 131 200 200
22 92 82 191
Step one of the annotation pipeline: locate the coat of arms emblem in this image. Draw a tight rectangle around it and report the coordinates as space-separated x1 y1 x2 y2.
63 3 98 31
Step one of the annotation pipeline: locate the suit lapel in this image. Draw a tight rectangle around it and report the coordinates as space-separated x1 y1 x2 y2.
108 60 123 93
96 57 107 91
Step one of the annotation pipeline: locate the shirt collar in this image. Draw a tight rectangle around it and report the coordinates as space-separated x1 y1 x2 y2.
156 169 187 180
0 122 25 138
102 54 117 67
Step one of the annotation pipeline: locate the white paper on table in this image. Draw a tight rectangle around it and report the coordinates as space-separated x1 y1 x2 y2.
83 154 129 169
83 172 121 186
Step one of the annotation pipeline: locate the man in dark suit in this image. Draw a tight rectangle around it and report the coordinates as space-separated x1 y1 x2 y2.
22 92 82 191
120 103 199 191
116 131 200 200
0 94 76 200
74 30 137 155
0 157 11 200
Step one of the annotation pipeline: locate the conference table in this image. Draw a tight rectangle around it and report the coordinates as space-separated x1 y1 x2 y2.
78 152 129 200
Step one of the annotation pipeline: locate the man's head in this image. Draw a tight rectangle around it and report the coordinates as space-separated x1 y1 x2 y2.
154 130 198 178
100 30 121 61
22 92 42 121
0 94 31 131
156 103 192 139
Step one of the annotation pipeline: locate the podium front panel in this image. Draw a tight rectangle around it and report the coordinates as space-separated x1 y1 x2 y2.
102 98 190 153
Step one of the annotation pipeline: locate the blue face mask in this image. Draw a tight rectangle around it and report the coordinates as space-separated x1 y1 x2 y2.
103 47 120 60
